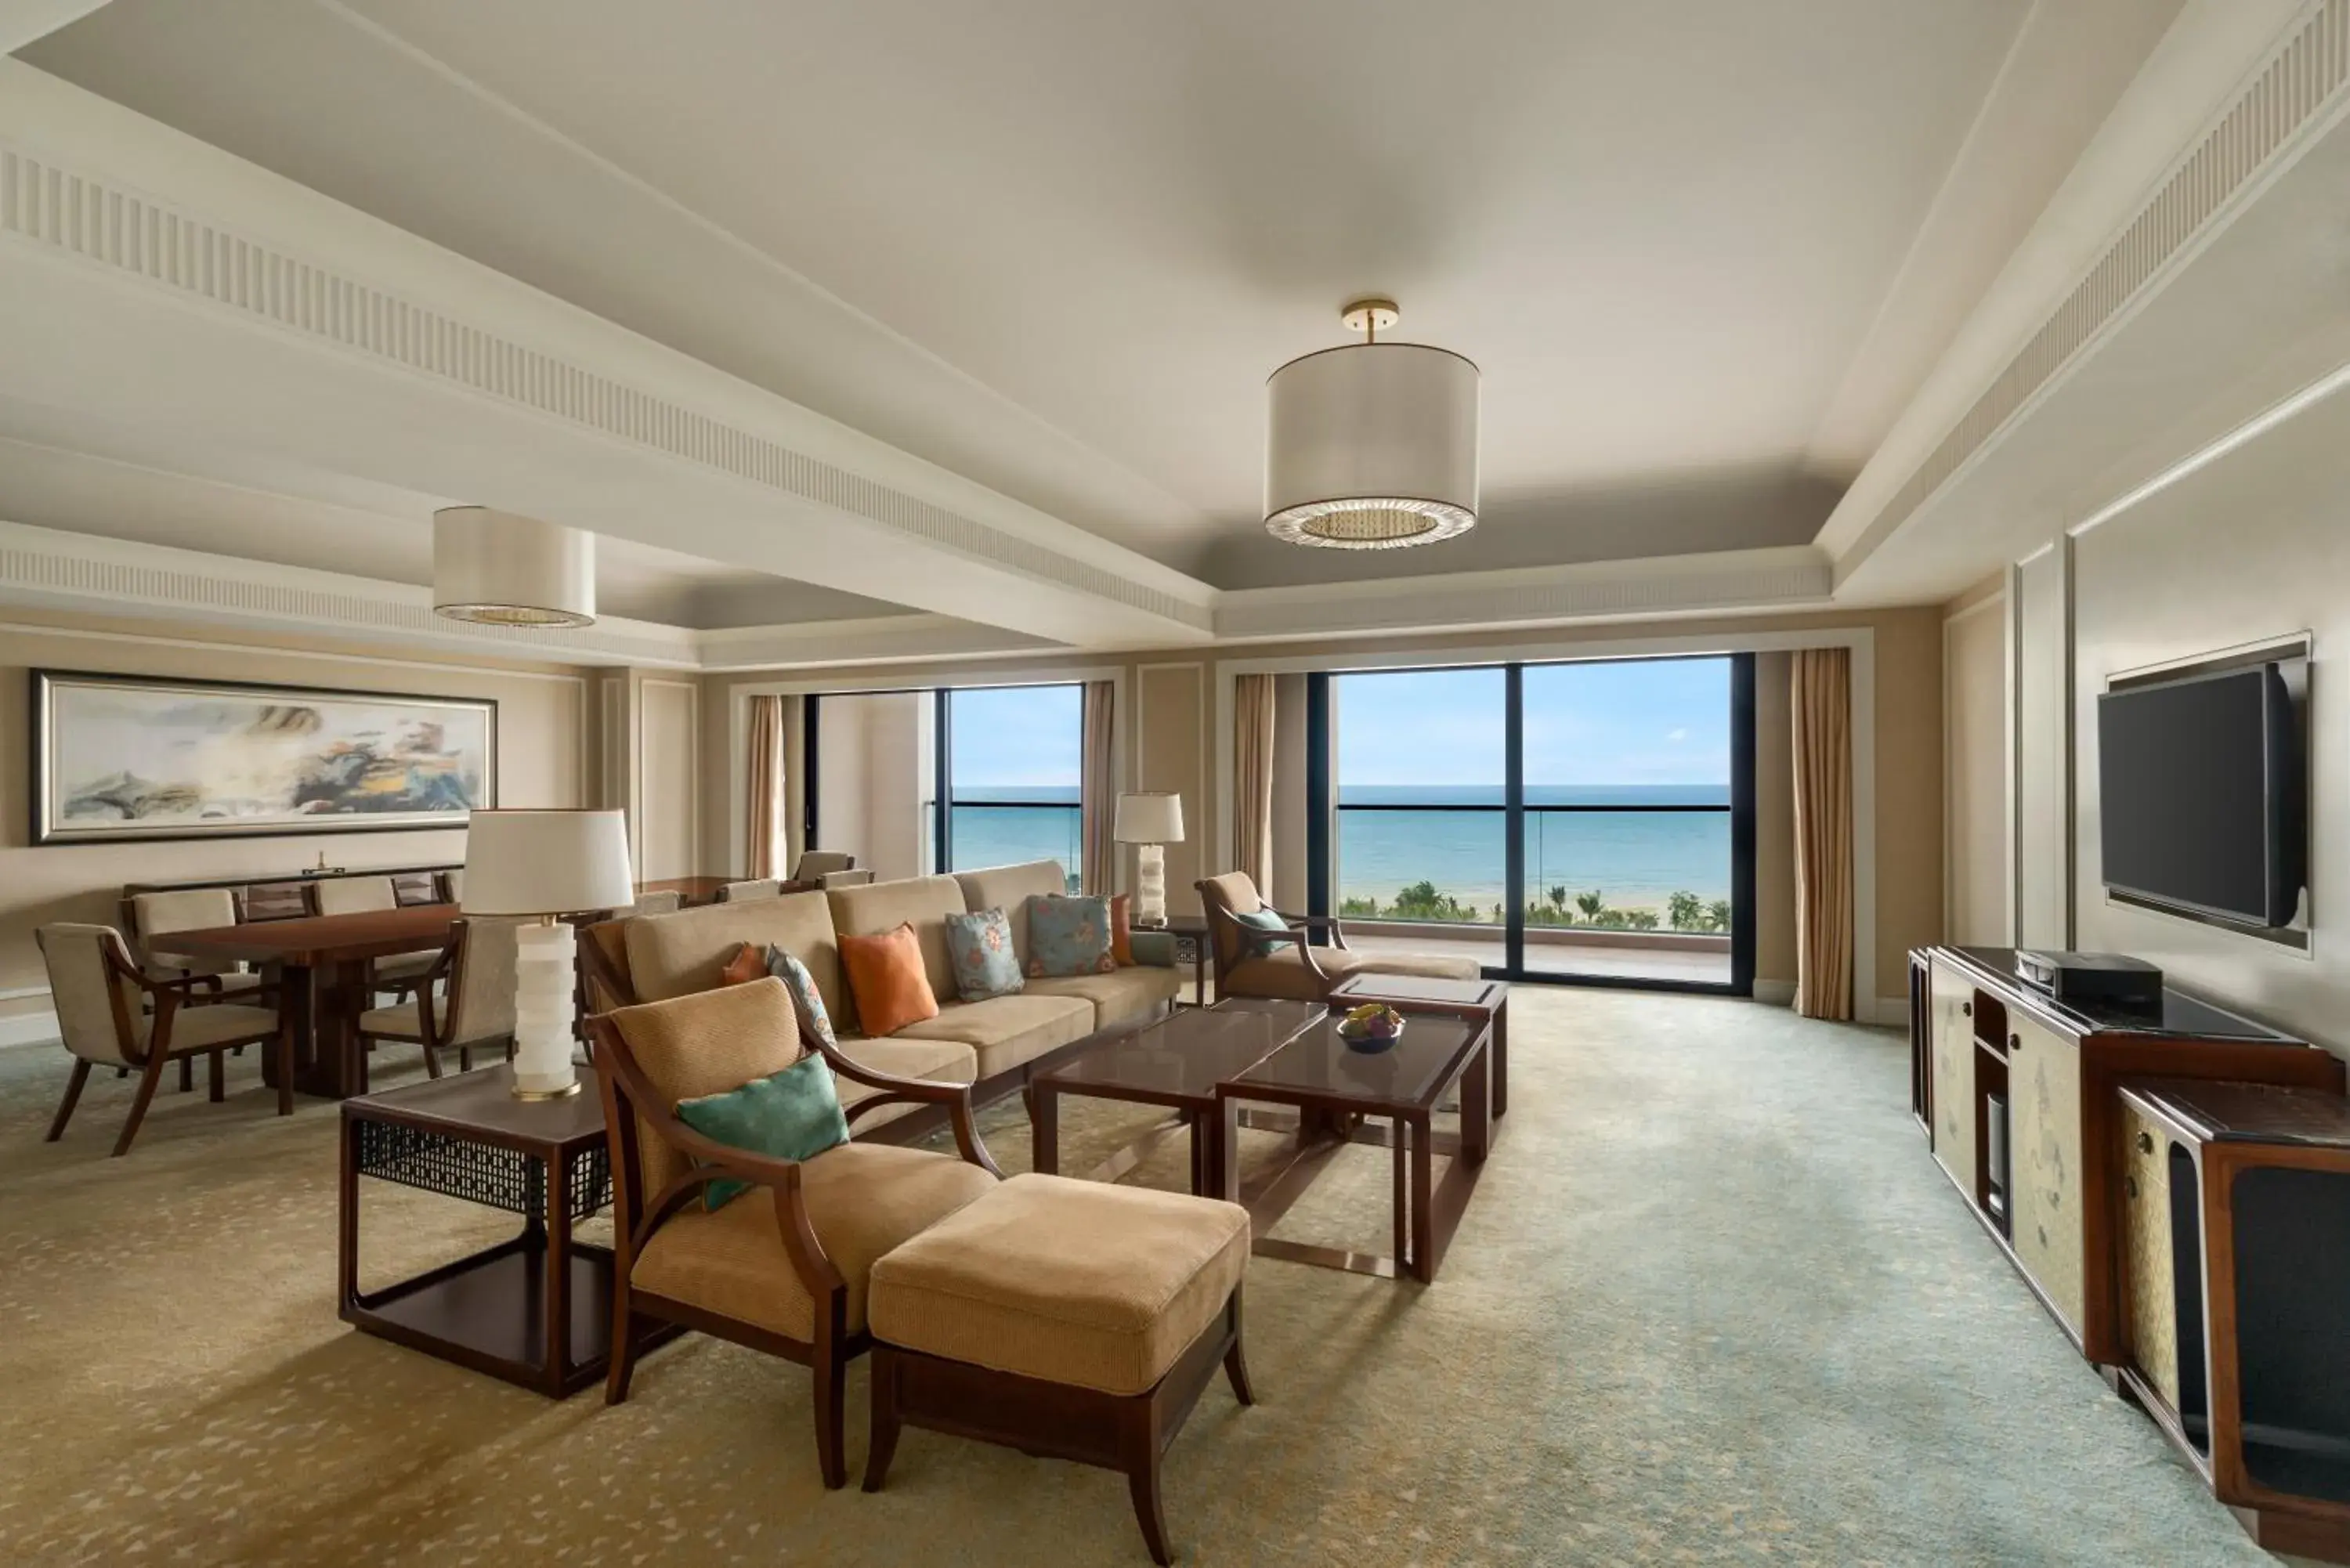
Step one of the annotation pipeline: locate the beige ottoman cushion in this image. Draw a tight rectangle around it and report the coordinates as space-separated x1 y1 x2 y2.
868 1172 1249 1396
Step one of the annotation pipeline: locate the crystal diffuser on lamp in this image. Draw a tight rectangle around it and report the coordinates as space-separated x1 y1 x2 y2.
1113 792 1185 927
460 810 634 1099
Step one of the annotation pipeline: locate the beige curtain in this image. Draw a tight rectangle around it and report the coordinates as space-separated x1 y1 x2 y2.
781 695 807 874
1233 674 1275 893
747 695 786 880
1792 648 1854 1021
1079 681 1115 894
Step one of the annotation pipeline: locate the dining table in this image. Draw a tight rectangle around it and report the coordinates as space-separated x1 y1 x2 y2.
161 880 732 1099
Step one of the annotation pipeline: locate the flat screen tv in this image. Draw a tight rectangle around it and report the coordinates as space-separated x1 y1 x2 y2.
2097 662 2303 928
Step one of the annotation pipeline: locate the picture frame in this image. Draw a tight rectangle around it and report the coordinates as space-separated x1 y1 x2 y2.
29 669 498 846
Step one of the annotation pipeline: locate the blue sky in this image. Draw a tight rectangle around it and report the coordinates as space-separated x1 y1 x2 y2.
949 683 1083 788
1336 659 1730 787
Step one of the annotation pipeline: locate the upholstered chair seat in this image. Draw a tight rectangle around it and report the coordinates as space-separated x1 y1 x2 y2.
354 916 523 1078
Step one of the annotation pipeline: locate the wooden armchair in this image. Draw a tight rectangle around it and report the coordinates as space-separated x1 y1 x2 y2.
35 923 291 1156
1195 871 1478 1003
586 978 1000 1487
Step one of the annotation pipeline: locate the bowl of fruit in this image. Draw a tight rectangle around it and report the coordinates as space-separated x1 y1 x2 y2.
1336 1003 1405 1052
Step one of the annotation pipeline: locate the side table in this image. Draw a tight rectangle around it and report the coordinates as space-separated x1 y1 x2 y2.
1327 973 1509 1118
338 1065 680 1396
1141 914 1212 1007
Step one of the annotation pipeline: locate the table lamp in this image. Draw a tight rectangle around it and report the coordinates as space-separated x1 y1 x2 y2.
1113 791 1185 927
461 809 634 1100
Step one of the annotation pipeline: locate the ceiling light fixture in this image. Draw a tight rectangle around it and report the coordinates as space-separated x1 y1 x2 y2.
1264 298 1479 550
432 506 597 627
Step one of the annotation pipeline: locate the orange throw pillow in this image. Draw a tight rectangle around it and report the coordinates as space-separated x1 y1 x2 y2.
1108 894 1135 966
720 941 766 988
840 922 940 1036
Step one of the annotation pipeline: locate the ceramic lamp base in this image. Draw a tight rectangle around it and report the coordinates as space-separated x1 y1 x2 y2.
1134 842 1168 927
509 919 579 1100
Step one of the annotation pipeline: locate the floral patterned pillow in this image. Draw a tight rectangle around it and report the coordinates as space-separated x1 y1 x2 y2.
1025 894 1118 978
945 908 1024 1001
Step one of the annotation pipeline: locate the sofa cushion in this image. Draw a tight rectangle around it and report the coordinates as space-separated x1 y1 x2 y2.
1025 894 1117 977
841 923 941 1038
1224 946 1482 1002
953 860 1069 968
623 891 844 1021
631 1141 997 1340
1022 965 1180 1030
829 873 967 1003
868 1172 1249 1396
945 908 1024 1001
895 992 1094 1080
834 1034 978 1133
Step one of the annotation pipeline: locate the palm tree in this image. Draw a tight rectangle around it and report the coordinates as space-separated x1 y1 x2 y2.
1707 898 1733 932
1666 891 1704 931
1574 889 1607 923
1547 884 1567 911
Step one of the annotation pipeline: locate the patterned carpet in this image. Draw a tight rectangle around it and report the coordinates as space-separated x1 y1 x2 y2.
0 990 2284 1566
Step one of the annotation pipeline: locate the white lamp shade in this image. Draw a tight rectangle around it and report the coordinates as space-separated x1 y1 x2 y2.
462 809 634 915
434 506 596 627
1113 791 1185 844
1265 342 1479 549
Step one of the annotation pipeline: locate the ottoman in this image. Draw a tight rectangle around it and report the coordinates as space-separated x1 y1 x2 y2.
864 1172 1253 1564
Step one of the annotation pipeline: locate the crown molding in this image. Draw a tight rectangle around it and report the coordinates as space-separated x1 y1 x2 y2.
1824 0 2350 580
1209 546 1835 645
693 615 1050 671
0 63 1215 646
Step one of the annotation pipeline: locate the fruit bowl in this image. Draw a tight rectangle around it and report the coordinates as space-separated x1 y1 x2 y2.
1336 1003 1405 1052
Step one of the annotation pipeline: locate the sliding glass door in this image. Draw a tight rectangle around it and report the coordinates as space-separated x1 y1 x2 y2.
1318 654 1754 992
939 685 1083 891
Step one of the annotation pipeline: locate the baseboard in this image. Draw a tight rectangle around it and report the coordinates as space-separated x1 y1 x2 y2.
1866 995 1909 1027
1752 979 1796 1006
0 1009 60 1050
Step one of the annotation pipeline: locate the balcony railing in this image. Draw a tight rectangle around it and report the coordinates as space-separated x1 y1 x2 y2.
1335 802 1732 934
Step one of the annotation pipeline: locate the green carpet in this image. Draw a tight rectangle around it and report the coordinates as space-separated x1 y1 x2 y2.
0 989 2282 1565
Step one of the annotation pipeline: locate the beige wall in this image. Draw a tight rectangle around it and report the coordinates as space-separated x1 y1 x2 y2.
700 606 1944 1011
0 609 594 1028
1943 576 2011 946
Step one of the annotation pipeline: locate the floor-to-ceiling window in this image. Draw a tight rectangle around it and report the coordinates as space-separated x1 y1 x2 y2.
940 684 1083 890
1321 655 1753 992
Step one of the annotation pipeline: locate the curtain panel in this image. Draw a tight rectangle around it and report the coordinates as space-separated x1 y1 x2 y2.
1791 648 1854 1021
1232 674 1276 894
746 694 788 880
1080 681 1116 894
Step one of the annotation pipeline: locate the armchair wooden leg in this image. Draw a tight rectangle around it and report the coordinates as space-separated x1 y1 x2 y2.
421 1038 443 1079
1223 1288 1255 1406
114 1053 169 1157
812 1343 848 1490
1120 1406 1173 1567
45 1059 91 1142
606 1306 642 1406
208 1050 225 1104
177 1055 193 1094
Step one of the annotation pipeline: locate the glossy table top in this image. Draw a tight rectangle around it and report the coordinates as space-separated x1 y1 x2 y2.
161 903 462 964
1229 1013 1483 1113
1039 998 1325 1104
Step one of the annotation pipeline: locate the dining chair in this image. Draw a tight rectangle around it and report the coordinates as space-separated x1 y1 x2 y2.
1195 870 1478 1003
624 891 685 918
818 869 877 889
355 917 525 1078
716 879 783 903
790 851 857 881
314 875 441 999
439 869 465 905
125 888 272 1003
36 923 291 1156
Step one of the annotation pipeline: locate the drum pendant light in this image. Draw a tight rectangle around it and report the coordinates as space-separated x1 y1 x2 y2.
1264 298 1479 550
432 506 597 627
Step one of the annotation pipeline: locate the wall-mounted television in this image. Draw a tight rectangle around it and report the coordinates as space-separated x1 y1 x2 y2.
2097 661 2304 930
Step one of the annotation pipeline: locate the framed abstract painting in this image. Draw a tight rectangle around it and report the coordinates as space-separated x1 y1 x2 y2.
30 670 497 844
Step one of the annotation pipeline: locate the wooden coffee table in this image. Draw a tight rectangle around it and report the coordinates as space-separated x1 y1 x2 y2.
338 1064 680 1396
1030 998 1326 1194
1327 973 1509 1118
1216 1010 1494 1283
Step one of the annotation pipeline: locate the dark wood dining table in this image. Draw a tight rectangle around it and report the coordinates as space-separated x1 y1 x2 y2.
161 880 731 1099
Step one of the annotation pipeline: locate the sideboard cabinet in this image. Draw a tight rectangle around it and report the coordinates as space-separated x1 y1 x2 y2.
1907 946 2341 1363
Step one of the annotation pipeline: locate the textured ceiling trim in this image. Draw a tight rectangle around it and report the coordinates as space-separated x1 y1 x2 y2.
1865 0 2350 556
1211 547 1833 643
0 518 698 666
696 615 1048 671
0 139 1209 635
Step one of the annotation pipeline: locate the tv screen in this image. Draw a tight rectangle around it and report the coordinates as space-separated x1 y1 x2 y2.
2097 663 2301 927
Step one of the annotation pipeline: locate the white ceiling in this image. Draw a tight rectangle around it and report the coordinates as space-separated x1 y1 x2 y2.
20 0 2111 589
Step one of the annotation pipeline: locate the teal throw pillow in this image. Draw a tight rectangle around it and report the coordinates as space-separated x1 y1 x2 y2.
674 1054 850 1211
761 945 838 1049
1026 894 1117 977
945 907 1024 1000
1235 907 1296 956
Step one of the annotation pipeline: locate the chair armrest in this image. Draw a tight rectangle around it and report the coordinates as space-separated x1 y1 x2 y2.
815 1037 1000 1176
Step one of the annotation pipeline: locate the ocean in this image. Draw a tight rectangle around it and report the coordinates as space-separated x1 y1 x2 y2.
945 784 1729 916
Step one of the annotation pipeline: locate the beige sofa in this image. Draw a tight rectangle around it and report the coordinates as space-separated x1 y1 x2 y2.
595 860 1177 1131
